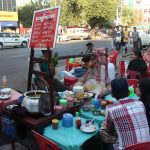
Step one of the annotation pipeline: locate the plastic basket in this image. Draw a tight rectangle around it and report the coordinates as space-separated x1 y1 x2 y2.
2 117 16 138
74 67 87 78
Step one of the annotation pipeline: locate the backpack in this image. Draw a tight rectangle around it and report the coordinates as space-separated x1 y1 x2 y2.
115 31 121 42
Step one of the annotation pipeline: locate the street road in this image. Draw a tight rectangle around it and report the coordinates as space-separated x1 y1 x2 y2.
0 39 112 92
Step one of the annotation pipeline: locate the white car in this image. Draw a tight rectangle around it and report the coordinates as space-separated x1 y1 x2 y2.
24 33 31 43
0 32 28 50
66 28 91 40
59 34 70 42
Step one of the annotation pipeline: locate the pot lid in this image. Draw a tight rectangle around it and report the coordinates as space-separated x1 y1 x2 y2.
39 93 51 116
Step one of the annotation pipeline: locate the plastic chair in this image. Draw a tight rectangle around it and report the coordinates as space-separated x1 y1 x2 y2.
119 61 126 77
109 50 118 65
32 130 60 150
125 141 150 150
126 70 141 79
127 79 139 92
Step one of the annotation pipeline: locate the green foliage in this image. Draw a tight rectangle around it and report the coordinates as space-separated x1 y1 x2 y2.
58 0 83 26
122 6 135 26
18 0 120 28
58 0 119 27
18 1 48 27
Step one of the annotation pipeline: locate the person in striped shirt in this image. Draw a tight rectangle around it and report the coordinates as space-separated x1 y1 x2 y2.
105 78 150 150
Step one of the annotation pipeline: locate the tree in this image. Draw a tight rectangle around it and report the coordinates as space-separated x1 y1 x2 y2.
19 0 120 28
18 1 47 27
79 0 119 28
122 6 135 26
57 0 83 26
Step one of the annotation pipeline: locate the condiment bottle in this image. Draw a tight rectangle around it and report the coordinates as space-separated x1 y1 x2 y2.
1 76 8 88
93 99 100 109
75 112 82 129
129 86 134 97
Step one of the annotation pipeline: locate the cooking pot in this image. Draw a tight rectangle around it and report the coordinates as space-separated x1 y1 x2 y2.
21 90 46 114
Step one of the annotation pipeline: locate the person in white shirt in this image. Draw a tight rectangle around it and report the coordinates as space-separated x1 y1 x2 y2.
132 27 139 50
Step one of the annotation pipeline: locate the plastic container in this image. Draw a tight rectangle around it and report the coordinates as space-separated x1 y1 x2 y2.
67 97 74 108
52 119 59 130
59 99 68 109
74 67 87 78
62 113 73 128
64 76 78 87
55 105 64 114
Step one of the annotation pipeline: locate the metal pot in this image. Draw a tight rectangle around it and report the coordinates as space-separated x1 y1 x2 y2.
21 90 46 114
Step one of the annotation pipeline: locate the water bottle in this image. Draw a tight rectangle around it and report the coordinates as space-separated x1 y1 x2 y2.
129 86 134 97
1 76 8 88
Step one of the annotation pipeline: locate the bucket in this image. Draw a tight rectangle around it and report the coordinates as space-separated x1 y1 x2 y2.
2 117 16 138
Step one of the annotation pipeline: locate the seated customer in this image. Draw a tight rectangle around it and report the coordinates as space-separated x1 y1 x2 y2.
104 78 150 150
127 50 147 77
136 77 150 127
34 50 69 92
143 46 150 66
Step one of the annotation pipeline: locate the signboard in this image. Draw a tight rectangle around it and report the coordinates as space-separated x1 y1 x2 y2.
0 12 18 21
29 6 61 49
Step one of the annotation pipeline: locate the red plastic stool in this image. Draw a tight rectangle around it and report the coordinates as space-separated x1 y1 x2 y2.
127 79 139 92
125 141 150 150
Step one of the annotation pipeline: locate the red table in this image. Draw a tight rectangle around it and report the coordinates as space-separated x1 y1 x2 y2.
0 90 22 111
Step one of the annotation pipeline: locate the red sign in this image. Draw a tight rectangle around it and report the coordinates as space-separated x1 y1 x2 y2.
29 6 61 49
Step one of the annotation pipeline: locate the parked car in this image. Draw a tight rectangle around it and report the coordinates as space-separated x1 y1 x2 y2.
66 28 91 40
0 32 28 50
58 34 70 42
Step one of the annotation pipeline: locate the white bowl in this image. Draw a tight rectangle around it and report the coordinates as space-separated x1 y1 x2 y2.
73 86 84 96
1 88 12 94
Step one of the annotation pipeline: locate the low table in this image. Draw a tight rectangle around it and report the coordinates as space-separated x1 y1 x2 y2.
43 117 102 150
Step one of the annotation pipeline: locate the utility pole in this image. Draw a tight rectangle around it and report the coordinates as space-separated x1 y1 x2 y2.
116 0 122 26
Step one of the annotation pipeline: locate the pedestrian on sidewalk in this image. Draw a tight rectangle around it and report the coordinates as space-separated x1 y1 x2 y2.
132 27 139 51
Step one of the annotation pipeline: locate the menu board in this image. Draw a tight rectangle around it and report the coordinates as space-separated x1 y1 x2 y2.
29 6 61 49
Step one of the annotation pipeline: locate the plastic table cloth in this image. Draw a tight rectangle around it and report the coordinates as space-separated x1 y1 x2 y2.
43 117 101 150
80 93 139 125
80 110 105 125
104 93 139 101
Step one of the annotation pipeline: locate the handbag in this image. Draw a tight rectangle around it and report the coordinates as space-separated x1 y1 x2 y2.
100 121 117 144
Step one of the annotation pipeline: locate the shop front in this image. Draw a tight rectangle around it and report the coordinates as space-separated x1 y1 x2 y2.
0 11 18 32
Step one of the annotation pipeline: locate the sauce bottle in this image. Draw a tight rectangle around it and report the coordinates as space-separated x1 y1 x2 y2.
75 112 82 129
1 76 8 88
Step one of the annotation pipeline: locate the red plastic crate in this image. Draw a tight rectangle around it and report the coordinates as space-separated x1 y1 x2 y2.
64 77 78 87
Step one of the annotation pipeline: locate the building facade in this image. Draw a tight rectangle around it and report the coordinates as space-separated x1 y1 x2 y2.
0 0 18 32
124 0 150 25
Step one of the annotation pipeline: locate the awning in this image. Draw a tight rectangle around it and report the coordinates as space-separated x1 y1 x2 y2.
0 21 18 27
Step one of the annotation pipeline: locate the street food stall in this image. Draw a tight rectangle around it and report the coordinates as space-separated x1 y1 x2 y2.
0 6 115 150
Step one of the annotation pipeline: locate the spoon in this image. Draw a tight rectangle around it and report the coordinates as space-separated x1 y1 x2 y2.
86 118 95 126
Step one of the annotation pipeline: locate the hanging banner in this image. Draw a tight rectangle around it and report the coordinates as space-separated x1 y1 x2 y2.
29 6 61 49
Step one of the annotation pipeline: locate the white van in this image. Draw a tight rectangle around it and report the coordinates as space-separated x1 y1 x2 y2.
138 29 150 47
66 28 91 40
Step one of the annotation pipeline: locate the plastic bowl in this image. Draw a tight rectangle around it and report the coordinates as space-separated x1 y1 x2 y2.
1 88 12 94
